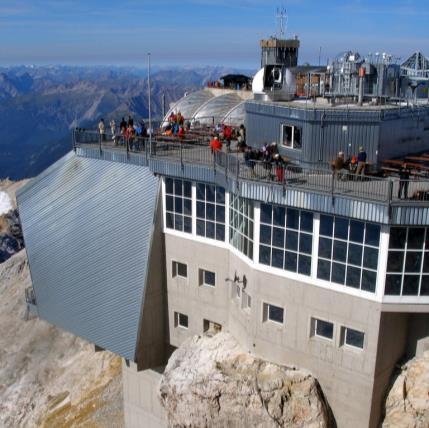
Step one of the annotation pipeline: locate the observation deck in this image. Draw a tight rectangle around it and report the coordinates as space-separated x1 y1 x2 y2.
73 129 429 226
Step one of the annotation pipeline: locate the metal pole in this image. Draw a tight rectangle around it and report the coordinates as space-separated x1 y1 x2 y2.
148 53 152 154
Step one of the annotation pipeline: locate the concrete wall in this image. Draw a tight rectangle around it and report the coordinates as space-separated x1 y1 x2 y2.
407 313 429 357
164 233 384 428
122 360 167 428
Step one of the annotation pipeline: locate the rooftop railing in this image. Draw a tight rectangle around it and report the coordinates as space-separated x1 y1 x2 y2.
73 129 429 206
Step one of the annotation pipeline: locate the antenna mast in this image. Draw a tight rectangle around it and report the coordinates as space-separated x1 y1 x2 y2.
276 7 288 39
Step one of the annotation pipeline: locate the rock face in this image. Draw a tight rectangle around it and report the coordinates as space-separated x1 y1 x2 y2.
383 351 429 428
159 333 331 428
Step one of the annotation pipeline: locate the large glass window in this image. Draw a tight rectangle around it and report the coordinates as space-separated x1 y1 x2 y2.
317 215 380 293
165 178 192 233
385 227 429 296
259 203 313 276
196 183 225 242
229 194 254 259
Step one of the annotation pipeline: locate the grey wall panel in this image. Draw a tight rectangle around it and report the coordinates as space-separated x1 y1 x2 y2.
17 153 160 361
391 206 429 225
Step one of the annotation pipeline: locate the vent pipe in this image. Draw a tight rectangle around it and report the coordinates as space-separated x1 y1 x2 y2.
358 66 365 106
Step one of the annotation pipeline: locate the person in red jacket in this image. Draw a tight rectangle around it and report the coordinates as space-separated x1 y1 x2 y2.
178 126 185 138
210 136 222 153
224 125 232 151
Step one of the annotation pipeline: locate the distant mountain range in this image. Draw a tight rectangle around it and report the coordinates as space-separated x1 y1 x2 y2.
0 65 254 180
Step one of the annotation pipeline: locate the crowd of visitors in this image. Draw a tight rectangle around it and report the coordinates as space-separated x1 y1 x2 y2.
331 146 367 179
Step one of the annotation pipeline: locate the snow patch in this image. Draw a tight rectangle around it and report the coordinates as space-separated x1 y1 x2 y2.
0 192 12 216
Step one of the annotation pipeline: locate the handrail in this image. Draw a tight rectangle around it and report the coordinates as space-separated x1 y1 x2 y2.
73 129 429 206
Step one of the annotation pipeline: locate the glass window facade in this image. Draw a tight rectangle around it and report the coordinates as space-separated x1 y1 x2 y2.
165 178 192 233
317 215 380 292
196 183 225 241
385 227 429 296
229 194 254 259
259 203 313 276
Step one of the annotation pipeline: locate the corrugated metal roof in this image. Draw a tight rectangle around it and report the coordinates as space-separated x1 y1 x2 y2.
17 153 160 360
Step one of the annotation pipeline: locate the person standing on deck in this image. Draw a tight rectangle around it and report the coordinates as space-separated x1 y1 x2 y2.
210 136 222 153
398 162 411 199
98 118 105 142
109 119 116 141
356 146 367 176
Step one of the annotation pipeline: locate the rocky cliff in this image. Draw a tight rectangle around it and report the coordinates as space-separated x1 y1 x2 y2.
383 351 429 428
0 180 124 427
159 333 332 428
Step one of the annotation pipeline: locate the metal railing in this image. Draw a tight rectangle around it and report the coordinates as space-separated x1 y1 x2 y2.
73 129 429 206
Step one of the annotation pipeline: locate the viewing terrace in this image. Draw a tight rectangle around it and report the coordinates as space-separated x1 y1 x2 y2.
73 129 429 224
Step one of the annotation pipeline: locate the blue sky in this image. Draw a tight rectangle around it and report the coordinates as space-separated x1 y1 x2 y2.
0 0 428 68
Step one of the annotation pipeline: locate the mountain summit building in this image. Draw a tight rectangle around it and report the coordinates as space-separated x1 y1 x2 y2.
17 36 429 428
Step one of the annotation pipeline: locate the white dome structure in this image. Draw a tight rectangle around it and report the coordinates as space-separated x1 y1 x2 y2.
252 65 296 102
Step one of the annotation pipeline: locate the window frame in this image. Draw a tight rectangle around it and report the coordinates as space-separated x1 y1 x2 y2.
199 268 216 287
164 177 193 234
341 326 365 350
263 302 285 325
311 317 334 341
174 311 189 329
172 260 188 279
280 124 302 150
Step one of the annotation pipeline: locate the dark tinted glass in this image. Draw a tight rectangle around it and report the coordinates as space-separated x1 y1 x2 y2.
286 230 298 251
179 313 188 327
408 228 425 249
301 211 313 232
345 328 364 349
184 199 192 216
332 262 346 284
165 177 174 194
216 187 225 204
196 183 205 200
423 253 429 273
204 270 215 286
216 206 225 223
184 217 192 233
334 217 349 240
183 181 192 197
206 185 215 202
402 275 419 295
174 179 182 195
175 197 182 213
318 238 332 259
385 274 401 295
387 251 404 272
316 319 333 339
216 225 225 242
298 255 311 276
206 203 215 221
349 220 364 243
405 252 422 273
361 270 377 292
389 227 406 249
317 259 331 281
206 221 215 239
174 214 183 231
363 247 378 270
286 208 299 229
260 203 272 224
299 234 312 254
346 266 361 288
196 219 205 236
166 195 173 211
273 206 285 227
177 263 187 277
285 251 297 272
365 223 380 246
272 227 285 248
320 215 333 236
333 240 347 262
268 305 284 323
260 225 271 245
420 276 429 295
348 244 363 266
196 201 205 218
259 245 271 265
166 212 173 228
272 248 284 269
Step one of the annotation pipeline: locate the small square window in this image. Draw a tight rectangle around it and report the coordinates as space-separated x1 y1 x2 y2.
311 318 334 340
174 312 189 329
199 269 215 287
263 302 284 324
281 124 302 149
341 326 364 349
172 261 187 278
